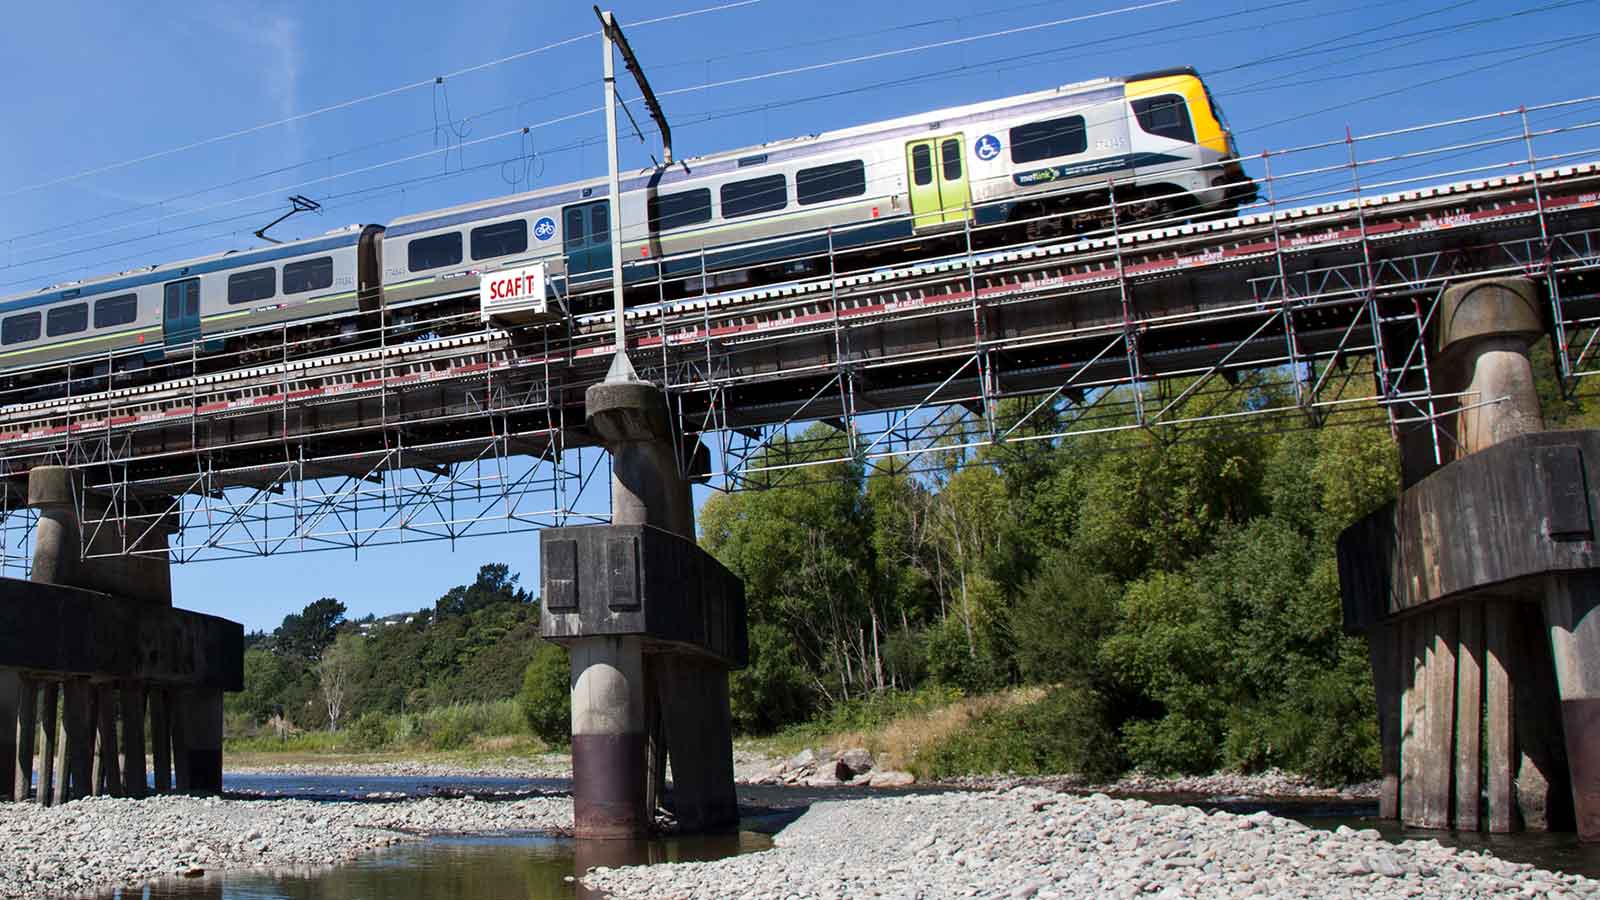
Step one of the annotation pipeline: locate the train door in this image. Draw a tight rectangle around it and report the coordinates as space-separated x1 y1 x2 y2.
562 200 612 282
162 278 201 351
906 134 971 229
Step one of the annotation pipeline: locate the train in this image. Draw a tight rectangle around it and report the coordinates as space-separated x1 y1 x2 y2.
0 66 1254 390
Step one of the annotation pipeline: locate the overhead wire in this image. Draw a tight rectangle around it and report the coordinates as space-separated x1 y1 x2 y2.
0 0 763 201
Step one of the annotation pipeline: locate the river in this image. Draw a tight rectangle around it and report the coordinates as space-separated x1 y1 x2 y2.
96 775 1600 899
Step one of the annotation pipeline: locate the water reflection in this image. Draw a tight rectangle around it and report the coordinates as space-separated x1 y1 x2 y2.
107 832 772 900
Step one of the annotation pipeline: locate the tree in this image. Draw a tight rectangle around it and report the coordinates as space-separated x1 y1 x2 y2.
275 597 347 662
435 563 531 618
317 633 366 731
519 640 570 744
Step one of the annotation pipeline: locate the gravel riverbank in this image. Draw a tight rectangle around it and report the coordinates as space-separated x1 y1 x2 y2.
585 787 1599 899
0 793 572 900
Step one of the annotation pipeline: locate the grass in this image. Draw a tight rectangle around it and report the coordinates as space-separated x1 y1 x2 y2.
224 699 559 761
741 686 1047 773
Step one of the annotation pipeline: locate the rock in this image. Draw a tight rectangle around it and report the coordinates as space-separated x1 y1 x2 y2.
786 748 817 772
868 770 915 788
834 748 875 781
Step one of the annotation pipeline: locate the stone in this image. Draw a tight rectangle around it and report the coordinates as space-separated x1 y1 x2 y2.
786 748 817 772
835 748 874 781
868 770 915 788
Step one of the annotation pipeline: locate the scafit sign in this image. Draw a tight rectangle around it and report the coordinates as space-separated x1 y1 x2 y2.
479 262 549 321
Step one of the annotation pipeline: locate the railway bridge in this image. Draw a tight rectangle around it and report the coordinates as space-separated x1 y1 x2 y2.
0 98 1599 840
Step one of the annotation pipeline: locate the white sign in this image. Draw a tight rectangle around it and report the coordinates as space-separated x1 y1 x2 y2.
479 262 548 320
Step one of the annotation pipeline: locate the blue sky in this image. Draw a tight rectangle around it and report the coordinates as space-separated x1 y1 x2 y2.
1 0 1595 631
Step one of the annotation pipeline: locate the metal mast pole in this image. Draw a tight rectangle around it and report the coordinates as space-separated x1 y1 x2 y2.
600 9 636 383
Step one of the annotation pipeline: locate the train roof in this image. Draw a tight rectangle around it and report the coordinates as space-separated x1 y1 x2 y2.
0 226 366 316
387 72 1148 236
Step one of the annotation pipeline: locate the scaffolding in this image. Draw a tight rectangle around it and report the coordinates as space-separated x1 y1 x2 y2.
0 93 1597 570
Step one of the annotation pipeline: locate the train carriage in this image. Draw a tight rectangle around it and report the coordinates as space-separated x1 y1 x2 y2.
0 226 377 393
382 66 1252 314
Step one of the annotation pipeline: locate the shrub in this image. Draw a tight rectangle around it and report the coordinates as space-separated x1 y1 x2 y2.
923 616 1006 694
1009 553 1118 685
348 711 395 751
729 622 815 734
519 641 571 745
914 685 1121 780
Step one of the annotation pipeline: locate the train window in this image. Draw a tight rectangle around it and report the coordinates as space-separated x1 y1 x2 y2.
227 267 276 305
408 232 463 272
1132 95 1195 144
1010 115 1087 164
471 220 529 261
911 146 933 187
94 293 138 329
649 189 712 232
564 208 586 249
283 257 334 294
720 175 786 218
2 312 40 346
46 303 87 337
941 139 962 181
796 160 866 205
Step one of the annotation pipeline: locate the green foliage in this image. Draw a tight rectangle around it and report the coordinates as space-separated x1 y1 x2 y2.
348 711 396 751
518 641 571 745
273 597 347 661
914 685 1122 781
1009 552 1118 685
923 615 1007 694
730 622 817 733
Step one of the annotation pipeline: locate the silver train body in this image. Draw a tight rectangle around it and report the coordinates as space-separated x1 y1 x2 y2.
0 67 1251 377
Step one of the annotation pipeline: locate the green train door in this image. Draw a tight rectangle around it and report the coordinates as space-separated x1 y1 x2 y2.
906 134 970 229
162 277 201 352
562 200 612 284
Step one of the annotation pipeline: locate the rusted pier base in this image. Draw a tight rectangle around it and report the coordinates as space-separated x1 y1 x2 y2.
1342 276 1600 840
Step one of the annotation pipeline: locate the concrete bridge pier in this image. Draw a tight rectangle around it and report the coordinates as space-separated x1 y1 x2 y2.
2 466 240 803
543 380 746 839
1343 276 1600 840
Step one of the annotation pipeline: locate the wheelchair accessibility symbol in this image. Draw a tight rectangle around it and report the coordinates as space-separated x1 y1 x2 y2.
533 217 557 241
974 134 1002 162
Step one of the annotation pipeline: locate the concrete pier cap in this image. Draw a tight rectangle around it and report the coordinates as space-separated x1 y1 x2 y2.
25 465 176 606
1436 277 1545 455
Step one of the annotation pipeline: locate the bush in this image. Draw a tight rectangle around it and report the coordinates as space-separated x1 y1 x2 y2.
924 616 1007 694
914 685 1121 780
348 711 396 751
730 622 815 734
519 641 571 745
1009 553 1118 685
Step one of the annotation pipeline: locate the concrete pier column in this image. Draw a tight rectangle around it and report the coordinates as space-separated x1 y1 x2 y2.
150 690 172 794
1543 574 1600 840
37 681 58 806
570 636 648 838
120 681 146 799
26 466 174 605
178 687 224 794
14 676 35 801
0 672 17 801
656 655 738 831
1435 277 1545 461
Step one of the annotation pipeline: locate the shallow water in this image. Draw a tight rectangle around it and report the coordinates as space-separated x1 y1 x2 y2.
92 775 1600 898
105 831 773 900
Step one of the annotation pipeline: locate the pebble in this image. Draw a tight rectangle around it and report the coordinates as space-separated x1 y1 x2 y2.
583 787 1600 900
